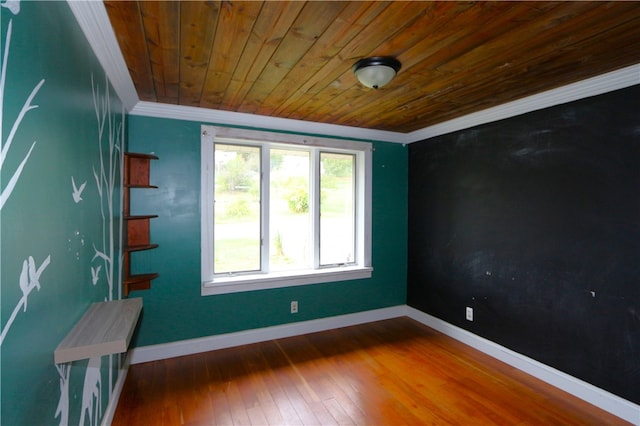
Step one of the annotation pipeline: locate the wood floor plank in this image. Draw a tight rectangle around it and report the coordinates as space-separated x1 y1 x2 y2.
322 398 355 426
174 355 215 425
254 341 305 425
112 317 631 425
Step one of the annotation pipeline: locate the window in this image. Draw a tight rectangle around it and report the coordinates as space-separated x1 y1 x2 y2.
201 126 372 295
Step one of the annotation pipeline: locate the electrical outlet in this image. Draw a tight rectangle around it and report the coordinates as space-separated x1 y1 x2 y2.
466 306 473 321
291 300 298 314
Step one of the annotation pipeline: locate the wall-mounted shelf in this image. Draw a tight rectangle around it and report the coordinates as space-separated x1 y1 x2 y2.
124 152 159 296
55 298 142 364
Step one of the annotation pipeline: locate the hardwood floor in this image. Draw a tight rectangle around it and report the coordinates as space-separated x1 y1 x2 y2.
113 317 629 425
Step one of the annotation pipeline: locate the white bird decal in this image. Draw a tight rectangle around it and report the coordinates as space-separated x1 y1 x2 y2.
91 265 101 285
1 0 21 15
18 255 49 311
18 260 30 311
72 176 87 203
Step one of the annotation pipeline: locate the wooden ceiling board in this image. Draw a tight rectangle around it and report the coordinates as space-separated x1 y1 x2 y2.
221 2 306 109
140 1 180 103
269 1 393 117
105 1 155 100
200 1 263 109
236 1 353 115
104 0 640 133
178 1 220 106
253 1 382 117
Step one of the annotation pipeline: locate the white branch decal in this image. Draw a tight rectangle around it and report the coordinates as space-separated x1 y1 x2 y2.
90 72 123 401
79 357 102 426
54 363 71 426
91 73 121 303
0 15 45 210
91 244 110 263
0 4 50 346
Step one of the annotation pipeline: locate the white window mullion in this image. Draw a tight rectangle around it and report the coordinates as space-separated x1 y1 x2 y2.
261 145 270 273
311 148 321 269
361 148 372 267
201 127 216 282
351 153 359 264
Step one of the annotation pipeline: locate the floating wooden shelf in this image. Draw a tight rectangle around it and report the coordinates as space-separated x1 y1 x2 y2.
124 214 159 220
124 273 159 293
124 152 159 296
126 243 159 252
125 152 158 185
126 184 158 189
55 298 142 364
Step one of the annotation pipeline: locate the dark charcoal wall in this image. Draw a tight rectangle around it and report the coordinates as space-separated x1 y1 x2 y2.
407 85 640 404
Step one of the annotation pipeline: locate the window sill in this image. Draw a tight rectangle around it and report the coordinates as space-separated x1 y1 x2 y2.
201 266 373 296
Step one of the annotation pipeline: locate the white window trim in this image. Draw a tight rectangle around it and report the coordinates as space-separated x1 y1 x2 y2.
201 125 373 296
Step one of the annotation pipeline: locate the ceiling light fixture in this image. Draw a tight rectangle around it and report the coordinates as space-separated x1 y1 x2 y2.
352 56 402 89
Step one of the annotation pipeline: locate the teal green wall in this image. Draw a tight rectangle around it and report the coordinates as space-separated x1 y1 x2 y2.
1 2 124 424
128 116 408 346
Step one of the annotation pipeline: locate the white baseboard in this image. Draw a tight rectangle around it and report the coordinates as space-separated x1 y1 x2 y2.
405 306 640 425
101 353 131 426
126 305 639 425
129 305 406 365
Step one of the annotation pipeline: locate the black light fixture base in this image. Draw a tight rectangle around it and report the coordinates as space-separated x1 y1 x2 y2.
352 57 402 74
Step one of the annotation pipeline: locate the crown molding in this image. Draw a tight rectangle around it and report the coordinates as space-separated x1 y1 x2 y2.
408 64 640 142
70 1 639 145
67 0 139 111
130 101 408 143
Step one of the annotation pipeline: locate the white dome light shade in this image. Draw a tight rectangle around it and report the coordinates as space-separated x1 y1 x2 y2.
352 57 402 89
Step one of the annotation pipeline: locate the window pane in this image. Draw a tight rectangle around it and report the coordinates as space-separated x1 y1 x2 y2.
269 149 311 271
214 144 261 273
320 152 355 265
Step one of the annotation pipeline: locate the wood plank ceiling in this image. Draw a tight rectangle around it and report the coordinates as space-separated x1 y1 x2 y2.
104 1 640 133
